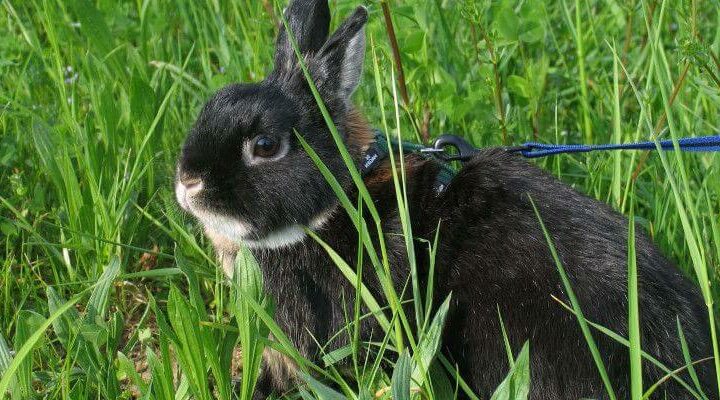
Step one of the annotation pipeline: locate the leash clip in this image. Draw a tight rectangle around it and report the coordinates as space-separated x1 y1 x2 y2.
425 134 478 162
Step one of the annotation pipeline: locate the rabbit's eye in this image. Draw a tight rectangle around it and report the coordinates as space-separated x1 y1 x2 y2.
243 135 288 165
253 136 280 158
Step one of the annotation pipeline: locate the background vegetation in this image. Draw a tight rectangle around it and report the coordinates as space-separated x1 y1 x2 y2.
1 0 719 398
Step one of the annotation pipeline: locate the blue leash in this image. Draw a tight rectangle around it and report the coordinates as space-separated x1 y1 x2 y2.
517 135 720 158
427 134 720 161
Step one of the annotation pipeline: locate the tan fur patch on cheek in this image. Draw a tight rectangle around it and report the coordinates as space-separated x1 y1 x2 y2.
204 228 239 278
263 347 298 392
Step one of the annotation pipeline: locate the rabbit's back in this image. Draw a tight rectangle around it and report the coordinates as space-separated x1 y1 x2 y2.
431 148 714 399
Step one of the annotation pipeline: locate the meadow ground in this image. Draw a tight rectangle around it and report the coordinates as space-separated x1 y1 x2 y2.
1 0 719 399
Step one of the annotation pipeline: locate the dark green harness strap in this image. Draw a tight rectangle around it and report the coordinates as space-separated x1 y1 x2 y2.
359 130 456 194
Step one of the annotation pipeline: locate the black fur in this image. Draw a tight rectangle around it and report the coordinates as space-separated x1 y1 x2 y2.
176 1 716 398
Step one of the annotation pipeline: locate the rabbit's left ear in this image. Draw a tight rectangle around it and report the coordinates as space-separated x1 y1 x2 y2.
273 0 331 77
311 6 367 102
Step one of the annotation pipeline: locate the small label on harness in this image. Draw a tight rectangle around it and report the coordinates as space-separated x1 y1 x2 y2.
363 153 379 169
360 146 385 176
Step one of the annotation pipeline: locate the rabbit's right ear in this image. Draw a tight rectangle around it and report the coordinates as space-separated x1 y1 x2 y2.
273 0 330 78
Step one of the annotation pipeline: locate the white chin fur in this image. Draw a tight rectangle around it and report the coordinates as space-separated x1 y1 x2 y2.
195 210 253 240
197 206 336 250
242 225 307 250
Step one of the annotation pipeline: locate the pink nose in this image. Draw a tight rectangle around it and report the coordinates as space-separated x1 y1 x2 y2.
181 177 202 192
176 176 203 211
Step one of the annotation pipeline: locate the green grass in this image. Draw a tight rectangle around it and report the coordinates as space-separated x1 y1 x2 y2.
1 0 719 398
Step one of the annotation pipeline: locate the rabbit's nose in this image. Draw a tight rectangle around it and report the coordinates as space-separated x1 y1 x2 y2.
176 176 204 211
181 176 203 193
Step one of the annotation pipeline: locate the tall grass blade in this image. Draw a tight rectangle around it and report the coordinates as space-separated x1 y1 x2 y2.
628 196 643 399
12 311 44 398
497 305 515 368
232 246 268 400
411 295 451 388
675 318 709 400
86 255 121 321
0 333 19 399
490 341 530 400
300 372 346 400
391 350 412 400
530 196 617 400
166 286 212 400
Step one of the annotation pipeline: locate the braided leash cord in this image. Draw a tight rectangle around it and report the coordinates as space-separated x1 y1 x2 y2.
517 135 720 158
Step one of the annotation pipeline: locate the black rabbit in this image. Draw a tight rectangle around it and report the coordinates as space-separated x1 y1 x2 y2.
175 1 716 398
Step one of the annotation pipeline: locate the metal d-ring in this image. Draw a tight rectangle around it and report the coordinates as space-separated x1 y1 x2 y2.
425 134 479 162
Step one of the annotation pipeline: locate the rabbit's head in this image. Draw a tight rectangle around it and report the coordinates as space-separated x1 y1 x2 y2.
176 0 369 251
